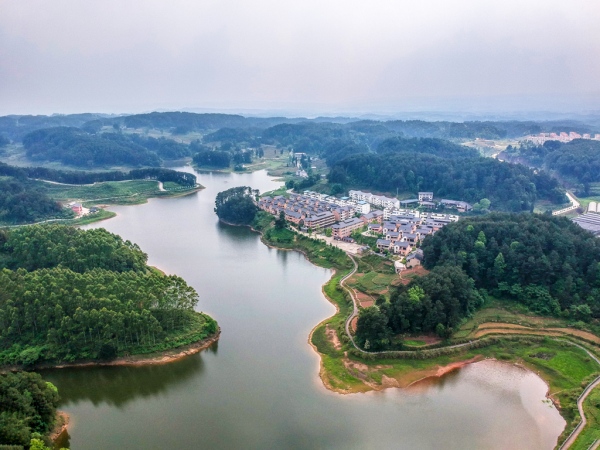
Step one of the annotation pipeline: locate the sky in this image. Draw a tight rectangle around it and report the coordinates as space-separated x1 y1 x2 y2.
0 0 599 117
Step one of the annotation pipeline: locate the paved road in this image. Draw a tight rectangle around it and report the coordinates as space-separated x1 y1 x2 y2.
559 342 600 449
553 192 580 216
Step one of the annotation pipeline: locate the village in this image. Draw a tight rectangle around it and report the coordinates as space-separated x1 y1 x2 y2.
258 189 466 273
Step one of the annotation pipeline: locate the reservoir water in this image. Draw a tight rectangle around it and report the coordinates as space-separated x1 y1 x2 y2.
42 169 565 449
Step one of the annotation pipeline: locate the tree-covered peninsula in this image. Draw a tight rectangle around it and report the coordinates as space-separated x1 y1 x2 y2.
0 225 218 367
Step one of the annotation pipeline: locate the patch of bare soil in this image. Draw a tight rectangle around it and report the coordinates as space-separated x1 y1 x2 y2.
549 328 600 344
326 324 342 350
408 334 443 345
473 328 563 338
50 411 69 442
399 266 430 285
350 316 358 333
477 322 532 330
354 289 375 307
43 331 220 369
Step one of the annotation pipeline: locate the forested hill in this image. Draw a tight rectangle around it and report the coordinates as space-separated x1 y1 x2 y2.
422 213 600 316
503 139 600 186
0 225 217 367
0 113 106 141
328 152 564 212
22 127 189 167
355 213 600 350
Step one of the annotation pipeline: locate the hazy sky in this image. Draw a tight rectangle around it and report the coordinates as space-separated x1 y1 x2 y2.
1 0 599 116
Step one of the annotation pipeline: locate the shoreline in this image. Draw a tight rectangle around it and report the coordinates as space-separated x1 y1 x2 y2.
1 330 220 372
50 410 70 444
41 329 220 370
237 217 576 399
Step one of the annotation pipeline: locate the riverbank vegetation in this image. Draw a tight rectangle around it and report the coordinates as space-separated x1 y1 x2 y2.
0 225 218 367
0 371 62 449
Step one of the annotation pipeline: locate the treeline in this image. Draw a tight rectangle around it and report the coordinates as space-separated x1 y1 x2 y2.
0 161 197 186
0 178 71 224
0 113 105 141
503 139 600 186
376 136 479 158
0 371 59 448
422 213 600 318
82 112 299 133
328 152 564 212
0 225 216 366
214 186 258 225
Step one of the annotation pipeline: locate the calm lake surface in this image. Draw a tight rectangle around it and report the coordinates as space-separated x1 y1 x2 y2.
42 169 565 449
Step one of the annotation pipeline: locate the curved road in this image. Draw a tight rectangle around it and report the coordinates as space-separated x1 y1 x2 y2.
559 342 600 449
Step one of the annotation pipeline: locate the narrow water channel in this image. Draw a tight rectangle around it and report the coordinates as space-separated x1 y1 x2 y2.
42 169 565 449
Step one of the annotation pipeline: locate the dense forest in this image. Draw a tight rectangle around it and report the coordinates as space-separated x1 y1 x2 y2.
356 213 600 350
422 213 600 316
0 371 60 448
0 225 217 366
214 187 259 225
0 178 72 225
503 139 600 186
328 152 564 211
23 127 158 166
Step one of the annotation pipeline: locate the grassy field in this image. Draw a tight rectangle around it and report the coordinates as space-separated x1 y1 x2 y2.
35 179 199 206
39 180 163 201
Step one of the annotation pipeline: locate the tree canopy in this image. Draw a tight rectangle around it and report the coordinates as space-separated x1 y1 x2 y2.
422 213 600 317
214 187 259 225
0 371 59 447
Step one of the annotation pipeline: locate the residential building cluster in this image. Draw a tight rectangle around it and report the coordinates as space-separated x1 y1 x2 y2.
525 132 600 145
351 189 472 213
258 192 374 232
257 190 461 259
373 210 458 256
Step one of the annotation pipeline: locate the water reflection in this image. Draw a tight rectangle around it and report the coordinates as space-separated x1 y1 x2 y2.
41 353 205 408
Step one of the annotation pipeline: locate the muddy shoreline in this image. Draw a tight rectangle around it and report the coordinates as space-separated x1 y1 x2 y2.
1 330 220 372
